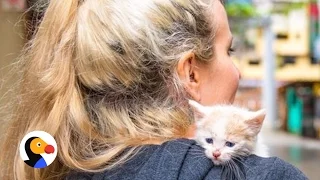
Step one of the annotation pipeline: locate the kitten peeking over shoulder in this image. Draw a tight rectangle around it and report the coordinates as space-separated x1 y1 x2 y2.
189 100 268 166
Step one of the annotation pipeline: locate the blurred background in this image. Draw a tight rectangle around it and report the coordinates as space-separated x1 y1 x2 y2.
0 0 319 179
226 0 320 179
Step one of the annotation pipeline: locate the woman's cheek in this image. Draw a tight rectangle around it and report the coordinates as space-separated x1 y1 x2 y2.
230 62 240 92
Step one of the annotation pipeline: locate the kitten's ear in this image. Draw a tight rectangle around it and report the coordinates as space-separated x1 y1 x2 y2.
188 100 206 120
245 109 266 135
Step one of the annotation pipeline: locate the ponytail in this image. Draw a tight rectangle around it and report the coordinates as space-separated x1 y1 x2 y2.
0 0 215 179
0 1 83 179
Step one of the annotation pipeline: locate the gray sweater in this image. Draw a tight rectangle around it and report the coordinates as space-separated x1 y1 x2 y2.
67 139 308 180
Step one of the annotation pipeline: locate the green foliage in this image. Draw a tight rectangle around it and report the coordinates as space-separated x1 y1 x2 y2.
271 2 307 15
225 3 258 18
226 1 307 17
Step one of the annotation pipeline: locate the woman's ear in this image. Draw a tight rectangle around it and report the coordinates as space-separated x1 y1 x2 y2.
177 52 201 101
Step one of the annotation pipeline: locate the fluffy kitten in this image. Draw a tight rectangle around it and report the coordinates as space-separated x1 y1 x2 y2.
189 100 267 166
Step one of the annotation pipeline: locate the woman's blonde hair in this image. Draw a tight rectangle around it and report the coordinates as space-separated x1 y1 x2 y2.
0 0 216 179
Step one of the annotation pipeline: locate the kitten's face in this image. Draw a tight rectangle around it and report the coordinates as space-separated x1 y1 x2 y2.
189 100 265 165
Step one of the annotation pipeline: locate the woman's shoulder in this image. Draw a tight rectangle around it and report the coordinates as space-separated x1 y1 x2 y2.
155 139 307 180
66 138 307 180
242 154 307 180
66 139 206 180
151 139 307 179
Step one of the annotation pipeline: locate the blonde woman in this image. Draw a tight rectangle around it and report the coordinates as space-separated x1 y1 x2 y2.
0 0 306 179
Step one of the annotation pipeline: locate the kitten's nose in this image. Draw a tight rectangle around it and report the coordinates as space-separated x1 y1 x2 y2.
213 151 221 158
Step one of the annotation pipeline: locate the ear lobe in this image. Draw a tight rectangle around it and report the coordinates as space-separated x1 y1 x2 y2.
245 109 266 134
176 52 201 101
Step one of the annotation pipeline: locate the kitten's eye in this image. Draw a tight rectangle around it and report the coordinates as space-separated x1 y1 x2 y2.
205 138 213 144
225 141 235 147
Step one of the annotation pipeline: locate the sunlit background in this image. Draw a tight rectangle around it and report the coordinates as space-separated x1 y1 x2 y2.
226 0 320 179
0 0 319 179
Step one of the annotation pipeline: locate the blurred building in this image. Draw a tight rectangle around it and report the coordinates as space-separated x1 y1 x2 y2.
226 1 320 178
227 0 320 139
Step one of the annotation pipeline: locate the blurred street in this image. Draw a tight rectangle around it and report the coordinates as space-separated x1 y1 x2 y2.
263 129 320 179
